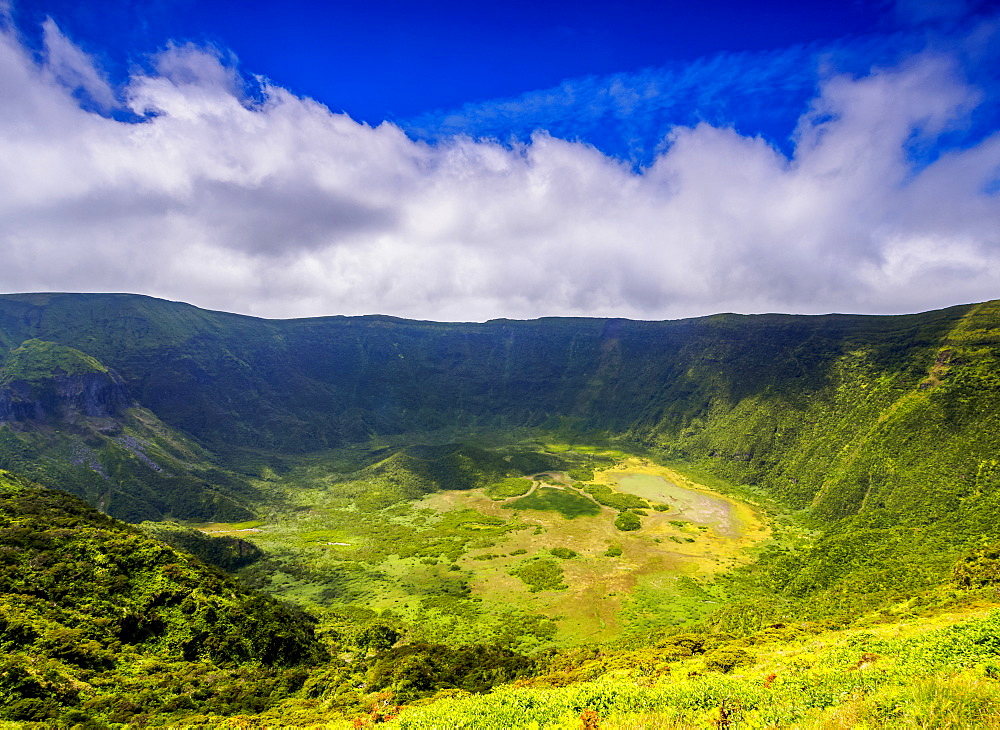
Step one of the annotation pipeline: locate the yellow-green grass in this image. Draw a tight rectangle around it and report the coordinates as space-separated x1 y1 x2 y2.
379 603 1000 730
537 441 631 460
209 601 1000 728
193 519 265 535
416 460 769 644
186 446 771 647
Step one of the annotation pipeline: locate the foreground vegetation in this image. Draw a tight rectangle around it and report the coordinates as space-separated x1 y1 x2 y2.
384 603 1000 729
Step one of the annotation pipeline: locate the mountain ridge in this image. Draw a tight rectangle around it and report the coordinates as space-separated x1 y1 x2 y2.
0 293 989 512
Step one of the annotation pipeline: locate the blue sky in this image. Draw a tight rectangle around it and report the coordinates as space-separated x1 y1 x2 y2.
0 0 998 320
14 0 995 157
9 0 889 123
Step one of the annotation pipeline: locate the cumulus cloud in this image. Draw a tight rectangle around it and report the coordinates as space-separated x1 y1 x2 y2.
0 20 998 322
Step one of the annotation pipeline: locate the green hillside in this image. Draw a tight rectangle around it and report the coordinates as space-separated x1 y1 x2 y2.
0 470 324 724
0 333 261 523
0 470 545 726
0 338 108 385
0 294 971 456
1 293 1000 726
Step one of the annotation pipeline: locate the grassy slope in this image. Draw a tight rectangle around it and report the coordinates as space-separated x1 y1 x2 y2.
0 470 326 726
0 407 260 523
0 333 263 522
0 338 107 384
0 295 987 498
656 301 1000 620
384 601 1000 729
0 294 973 456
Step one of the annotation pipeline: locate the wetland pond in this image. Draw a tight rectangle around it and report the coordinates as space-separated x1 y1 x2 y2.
616 473 738 537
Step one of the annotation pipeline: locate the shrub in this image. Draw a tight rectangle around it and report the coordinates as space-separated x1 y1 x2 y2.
366 643 536 703
353 624 401 652
504 488 601 519
954 543 1000 588
484 478 533 501
510 560 567 592
702 647 754 673
615 512 641 532
550 547 578 559
582 484 648 511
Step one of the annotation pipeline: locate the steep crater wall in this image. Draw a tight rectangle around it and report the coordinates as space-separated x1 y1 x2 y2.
0 369 132 423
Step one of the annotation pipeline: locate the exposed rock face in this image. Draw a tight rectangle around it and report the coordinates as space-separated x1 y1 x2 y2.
0 369 132 423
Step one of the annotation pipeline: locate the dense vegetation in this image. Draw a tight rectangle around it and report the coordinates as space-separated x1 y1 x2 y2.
386 607 1000 728
0 470 322 724
504 487 602 519
0 470 546 726
2 293 1000 726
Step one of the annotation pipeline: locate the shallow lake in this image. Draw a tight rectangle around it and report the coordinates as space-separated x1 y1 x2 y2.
616 473 738 537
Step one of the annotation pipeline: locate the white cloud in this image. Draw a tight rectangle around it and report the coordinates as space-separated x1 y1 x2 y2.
0 21 998 322
40 18 118 112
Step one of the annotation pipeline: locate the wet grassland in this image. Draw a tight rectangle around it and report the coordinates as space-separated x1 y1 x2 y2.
182 440 771 650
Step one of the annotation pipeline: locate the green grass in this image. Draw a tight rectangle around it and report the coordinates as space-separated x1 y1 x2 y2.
384 607 1000 730
549 547 578 559
215 439 775 648
503 487 601 519
618 574 721 631
181 443 618 651
484 477 533 500
581 483 648 511
196 519 264 532
0 339 108 385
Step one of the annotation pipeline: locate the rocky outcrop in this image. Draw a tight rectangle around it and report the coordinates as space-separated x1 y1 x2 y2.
0 369 132 423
